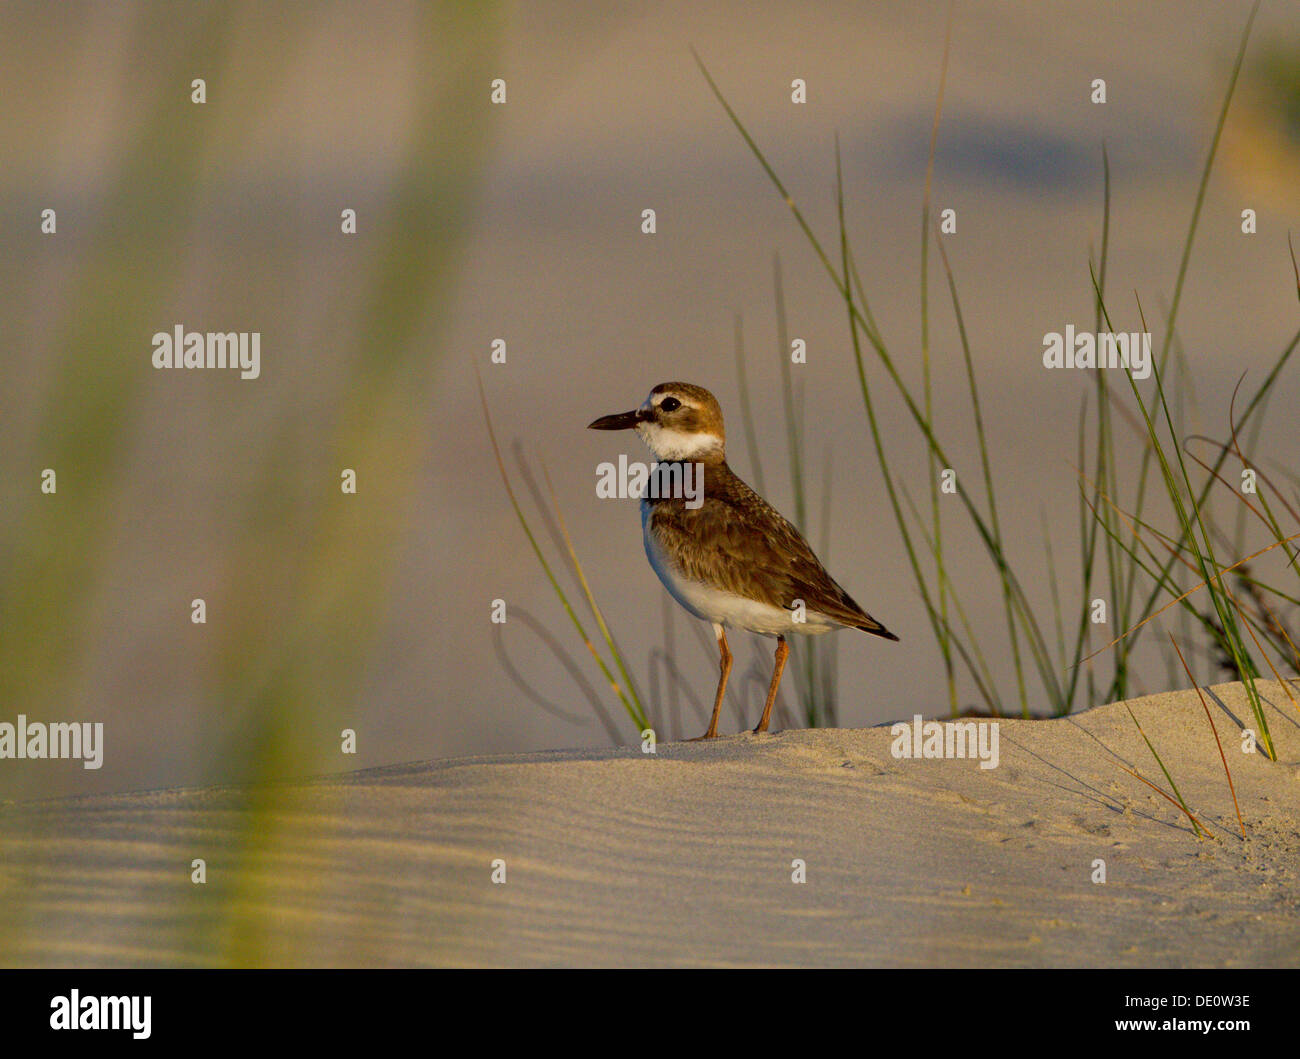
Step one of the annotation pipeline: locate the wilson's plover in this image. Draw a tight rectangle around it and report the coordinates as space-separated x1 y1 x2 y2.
589 381 898 738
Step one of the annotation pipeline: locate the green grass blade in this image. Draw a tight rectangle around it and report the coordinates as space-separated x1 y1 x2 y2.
477 374 649 734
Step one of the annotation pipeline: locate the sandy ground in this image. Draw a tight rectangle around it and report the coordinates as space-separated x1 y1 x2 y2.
2 679 1299 967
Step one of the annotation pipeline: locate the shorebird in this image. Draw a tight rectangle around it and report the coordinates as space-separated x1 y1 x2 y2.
589 382 898 739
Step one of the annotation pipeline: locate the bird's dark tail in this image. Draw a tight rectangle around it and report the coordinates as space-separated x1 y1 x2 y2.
857 617 899 641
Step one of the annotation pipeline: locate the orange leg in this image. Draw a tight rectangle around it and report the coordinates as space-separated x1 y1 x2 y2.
753 635 789 734
691 624 731 740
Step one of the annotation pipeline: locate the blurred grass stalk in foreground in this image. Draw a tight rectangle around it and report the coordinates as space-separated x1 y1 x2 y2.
1 1 501 967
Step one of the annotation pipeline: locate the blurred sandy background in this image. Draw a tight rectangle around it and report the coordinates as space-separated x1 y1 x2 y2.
2 0 1298 800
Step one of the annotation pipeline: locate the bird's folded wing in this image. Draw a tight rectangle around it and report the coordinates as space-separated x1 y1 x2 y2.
649 485 891 635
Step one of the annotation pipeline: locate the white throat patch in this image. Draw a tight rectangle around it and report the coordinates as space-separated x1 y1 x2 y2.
635 422 724 461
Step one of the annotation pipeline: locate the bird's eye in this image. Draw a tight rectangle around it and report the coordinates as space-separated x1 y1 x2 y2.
659 397 681 412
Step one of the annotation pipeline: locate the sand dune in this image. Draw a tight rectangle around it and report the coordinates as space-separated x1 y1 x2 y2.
2 680 1298 967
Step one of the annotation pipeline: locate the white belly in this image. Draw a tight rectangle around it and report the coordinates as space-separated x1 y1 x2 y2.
641 508 836 637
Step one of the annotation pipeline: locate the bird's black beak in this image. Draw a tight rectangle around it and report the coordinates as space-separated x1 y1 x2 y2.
587 408 644 431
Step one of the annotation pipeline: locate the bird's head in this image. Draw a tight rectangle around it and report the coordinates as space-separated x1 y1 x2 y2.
588 382 725 462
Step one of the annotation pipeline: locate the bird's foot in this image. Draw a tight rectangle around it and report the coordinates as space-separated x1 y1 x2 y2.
688 730 719 741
